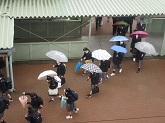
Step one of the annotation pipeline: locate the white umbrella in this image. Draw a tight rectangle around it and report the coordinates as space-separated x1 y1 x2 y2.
135 41 157 55
38 70 57 80
81 63 102 73
92 49 111 60
46 50 68 62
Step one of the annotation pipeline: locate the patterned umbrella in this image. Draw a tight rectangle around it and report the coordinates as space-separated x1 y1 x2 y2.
81 63 102 73
112 21 129 26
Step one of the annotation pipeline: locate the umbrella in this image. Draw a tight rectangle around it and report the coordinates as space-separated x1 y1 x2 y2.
75 61 83 72
81 63 102 73
61 96 67 108
110 45 127 53
130 31 149 38
112 21 129 26
92 49 111 60
19 96 28 110
109 36 129 42
46 50 68 62
135 41 157 55
38 70 57 80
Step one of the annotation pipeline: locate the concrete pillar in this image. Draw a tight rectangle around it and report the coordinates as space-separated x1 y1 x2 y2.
88 17 92 48
160 31 165 56
9 53 15 92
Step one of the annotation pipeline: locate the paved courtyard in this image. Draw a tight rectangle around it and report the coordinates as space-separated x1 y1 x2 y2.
2 17 165 123
2 58 165 123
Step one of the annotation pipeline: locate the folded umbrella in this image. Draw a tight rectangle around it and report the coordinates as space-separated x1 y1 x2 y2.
19 96 28 110
110 45 127 53
46 50 68 62
135 41 157 55
109 36 129 42
75 61 83 72
38 70 57 80
81 63 102 73
92 49 111 60
61 96 67 108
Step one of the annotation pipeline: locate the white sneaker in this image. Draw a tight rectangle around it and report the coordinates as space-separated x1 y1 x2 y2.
75 108 79 113
106 75 109 78
66 115 73 119
110 73 115 76
133 58 136 61
119 69 122 73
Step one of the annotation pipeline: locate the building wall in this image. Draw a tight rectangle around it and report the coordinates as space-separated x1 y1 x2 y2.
14 19 82 42
13 41 88 61
146 19 165 34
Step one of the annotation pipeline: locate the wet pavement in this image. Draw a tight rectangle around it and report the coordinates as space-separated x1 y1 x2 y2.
2 17 165 123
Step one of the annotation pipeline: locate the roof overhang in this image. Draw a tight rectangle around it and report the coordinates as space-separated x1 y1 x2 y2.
0 0 165 18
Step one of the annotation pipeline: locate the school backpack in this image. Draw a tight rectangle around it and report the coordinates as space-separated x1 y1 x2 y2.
32 111 42 123
0 96 9 109
37 96 43 108
63 63 66 71
6 77 12 89
70 90 78 101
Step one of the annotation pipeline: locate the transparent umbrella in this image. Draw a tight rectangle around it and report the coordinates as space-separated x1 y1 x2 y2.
135 41 157 55
46 50 68 62
38 70 57 80
92 49 111 60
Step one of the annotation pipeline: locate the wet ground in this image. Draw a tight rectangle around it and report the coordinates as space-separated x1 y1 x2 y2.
3 59 165 123
2 17 165 123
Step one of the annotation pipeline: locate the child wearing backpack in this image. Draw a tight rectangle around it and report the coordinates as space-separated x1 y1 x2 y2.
25 105 42 123
0 95 10 123
63 88 79 119
46 76 59 102
23 92 43 113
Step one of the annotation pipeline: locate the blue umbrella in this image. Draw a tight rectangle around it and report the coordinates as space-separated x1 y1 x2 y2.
110 45 127 53
109 36 129 42
75 61 83 72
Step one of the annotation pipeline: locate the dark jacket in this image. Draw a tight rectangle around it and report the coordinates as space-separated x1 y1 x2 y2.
89 72 99 85
112 51 123 65
25 107 42 123
130 36 141 49
55 63 66 76
116 41 126 48
48 79 58 89
99 60 109 72
25 93 43 109
65 91 75 104
136 22 146 31
0 96 9 114
0 77 8 93
81 51 92 60
135 50 146 62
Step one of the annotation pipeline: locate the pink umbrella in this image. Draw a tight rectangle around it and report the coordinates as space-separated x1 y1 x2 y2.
130 31 149 38
19 96 28 110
